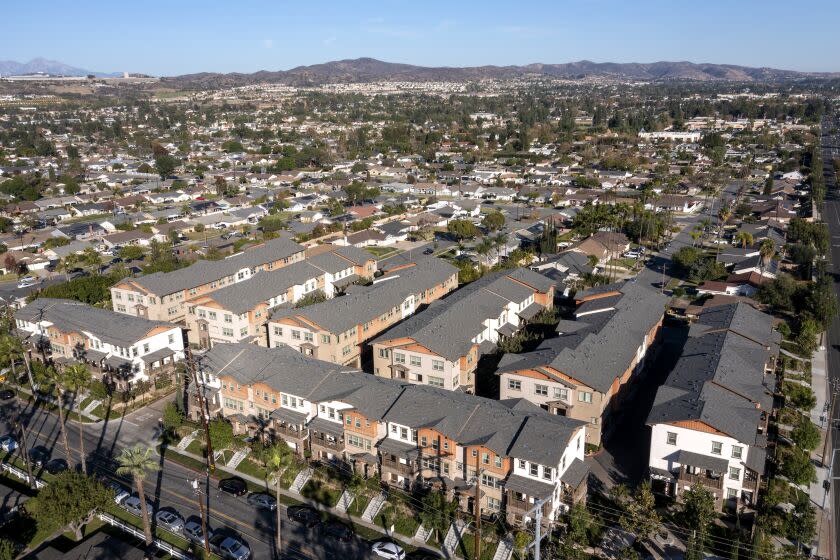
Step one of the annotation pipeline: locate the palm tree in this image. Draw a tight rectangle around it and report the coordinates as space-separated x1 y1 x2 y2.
0 334 35 487
759 238 776 276
735 231 754 249
38 364 73 464
116 444 160 547
266 443 294 553
64 363 91 473
689 229 702 247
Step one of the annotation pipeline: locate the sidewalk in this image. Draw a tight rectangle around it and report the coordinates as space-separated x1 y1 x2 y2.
169 445 451 558
807 345 833 559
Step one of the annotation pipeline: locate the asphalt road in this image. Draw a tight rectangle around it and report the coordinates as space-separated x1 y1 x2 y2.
0 273 70 305
0 396 385 560
819 113 840 560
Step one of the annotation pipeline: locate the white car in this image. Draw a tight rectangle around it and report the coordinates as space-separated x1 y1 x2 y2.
372 541 406 559
16 277 37 289
155 510 185 534
122 495 153 518
0 435 18 452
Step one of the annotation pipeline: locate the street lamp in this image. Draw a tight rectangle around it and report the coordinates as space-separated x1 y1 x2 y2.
191 476 211 555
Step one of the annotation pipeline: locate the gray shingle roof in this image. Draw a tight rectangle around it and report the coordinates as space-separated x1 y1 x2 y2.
16 298 177 348
199 342 582 466
270 258 457 334
129 237 304 296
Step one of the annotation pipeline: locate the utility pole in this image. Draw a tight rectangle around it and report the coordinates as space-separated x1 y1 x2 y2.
821 378 840 468
191 477 211 555
474 453 481 560
526 496 551 560
185 346 215 471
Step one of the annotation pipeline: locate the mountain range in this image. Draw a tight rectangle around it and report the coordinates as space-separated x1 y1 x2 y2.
0 58 119 77
163 57 840 88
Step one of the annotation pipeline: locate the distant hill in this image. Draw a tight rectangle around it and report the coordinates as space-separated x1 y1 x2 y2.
0 57 119 77
164 57 840 88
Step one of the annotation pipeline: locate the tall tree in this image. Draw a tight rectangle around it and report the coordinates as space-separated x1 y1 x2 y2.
681 485 715 560
0 333 35 487
266 442 294 553
116 445 160 546
64 364 91 473
619 482 661 547
35 364 73 465
735 231 754 249
28 471 112 540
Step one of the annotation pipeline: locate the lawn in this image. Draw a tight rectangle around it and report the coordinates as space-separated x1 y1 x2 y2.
346 493 370 517
300 479 341 507
364 246 401 258
456 534 498 560
373 501 420 537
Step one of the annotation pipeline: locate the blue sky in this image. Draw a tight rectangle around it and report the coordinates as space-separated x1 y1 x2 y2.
4 0 839 76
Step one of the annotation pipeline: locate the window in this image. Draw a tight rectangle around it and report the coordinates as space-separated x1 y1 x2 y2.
554 387 568 400
494 456 502 468
530 464 538 477
578 391 593 403
291 330 301 340
410 355 421 367
143 343 149 353
304 332 313 342
240 327 248 337
480 474 501 489
666 432 677 446
208 311 217 320
224 314 232 323
394 352 405 364
711 441 723 455
729 467 741 481
535 384 548 396
518 459 526 469
726 488 738 499
543 467 553 480
400 428 408 439
731 446 743 459
322 334 330 344
429 376 444 387
508 379 521 391
432 360 444 371
273 326 283 337
222 328 234 337
482 452 489 465
168 333 175 345
378 348 390 358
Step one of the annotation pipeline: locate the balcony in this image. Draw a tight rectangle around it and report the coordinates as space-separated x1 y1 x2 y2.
678 469 723 491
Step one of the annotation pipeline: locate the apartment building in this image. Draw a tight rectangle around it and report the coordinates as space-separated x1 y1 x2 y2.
267 257 457 367
371 268 555 393
184 249 370 348
15 298 184 384
497 281 668 446
196 342 588 527
647 302 779 509
110 237 305 323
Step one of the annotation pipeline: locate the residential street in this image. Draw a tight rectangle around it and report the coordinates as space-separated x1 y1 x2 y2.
820 113 840 560
0 396 387 560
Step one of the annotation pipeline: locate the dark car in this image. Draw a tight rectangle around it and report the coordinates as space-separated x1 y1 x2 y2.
246 492 277 511
286 505 321 528
218 477 248 497
422 248 435 255
0 389 14 400
28 445 51 467
45 458 69 474
323 520 354 542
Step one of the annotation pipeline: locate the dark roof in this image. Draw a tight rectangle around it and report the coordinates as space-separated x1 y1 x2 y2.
674 449 729 473
504 474 555 498
559 457 589 487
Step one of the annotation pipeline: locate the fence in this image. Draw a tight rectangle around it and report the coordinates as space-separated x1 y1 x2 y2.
98 512 195 560
0 462 46 489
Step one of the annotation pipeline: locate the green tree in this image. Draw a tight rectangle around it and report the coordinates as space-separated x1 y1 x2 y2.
681 485 715 560
780 446 816 485
161 400 184 435
266 442 295 552
804 276 838 329
790 417 820 452
481 211 505 232
735 231 754 248
558 502 592 560
34 364 73 463
447 219 479 240
63 364 91 473
294 289 327 308
795 319 820 355
27 471 112 540
208 418 233 452
619 482 661 546
788 501 816 550
418 491 458 541
154 154 179 179
0 539 13 560
116 445 160 546
0 334 36 487
118 245 145 261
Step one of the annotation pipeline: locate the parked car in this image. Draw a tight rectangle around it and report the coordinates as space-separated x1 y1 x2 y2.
122 495 153 518
109 482 131 505
423 247 435 255
184 517 211 547
28 445 50 467
246 492 276 511
405 551 444 560
44 458 69 474
0 435 18 452
218 477 248 497
323 520 354 542
0 389 15 400
372 540 406 559
16 277 37 289
287 505 321 528
155 510 185 534
209 533 251 560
